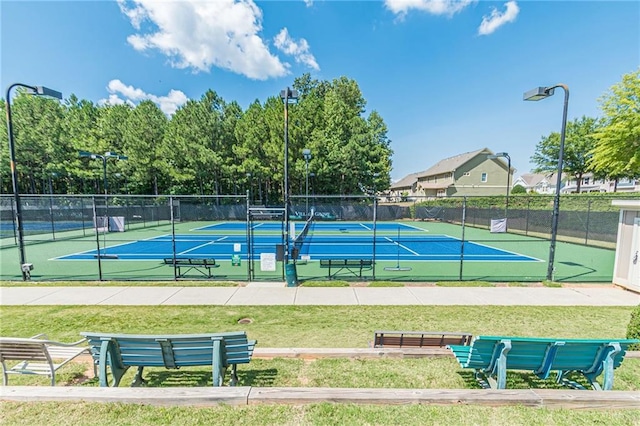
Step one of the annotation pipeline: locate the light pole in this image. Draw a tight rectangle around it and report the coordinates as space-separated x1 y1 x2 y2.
5 83 62 280
280 87 298 264
524 84 569 281
302 148 311 217
79 151 127 252
79 151 128 195
246 172 252 204
488 152 511 220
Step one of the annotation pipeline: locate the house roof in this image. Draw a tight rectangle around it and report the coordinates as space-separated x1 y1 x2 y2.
417 148 491 178
389 172 420 190
392 147 514 190
515 173 559 187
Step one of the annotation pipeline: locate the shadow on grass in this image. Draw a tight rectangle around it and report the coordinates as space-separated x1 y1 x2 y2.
128 367 279 387
456 370 592 390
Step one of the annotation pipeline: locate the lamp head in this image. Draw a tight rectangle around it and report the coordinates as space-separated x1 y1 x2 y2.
35 86 62 100
280 88 299 101
523 86 555 101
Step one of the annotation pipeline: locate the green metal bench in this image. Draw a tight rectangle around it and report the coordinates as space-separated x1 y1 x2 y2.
319 259 373 278
163 258 219 278
81 331 256 387
447 335 639 391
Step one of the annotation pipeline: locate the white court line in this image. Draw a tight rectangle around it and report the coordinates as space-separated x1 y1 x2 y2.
358 223 372 231
383 236 420 256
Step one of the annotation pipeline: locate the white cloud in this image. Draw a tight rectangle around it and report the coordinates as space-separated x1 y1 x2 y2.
274 28 320 71
303 0 313 7
384 0 475 18
117 0 289 80
99 79 188 116
478 1 519 35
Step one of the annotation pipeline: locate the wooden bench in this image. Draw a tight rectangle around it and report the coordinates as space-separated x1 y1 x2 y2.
80 331 256 387
447 335 640 390
163 258 219 278
373 331 473 348
0 334 90 386
319 259 373 278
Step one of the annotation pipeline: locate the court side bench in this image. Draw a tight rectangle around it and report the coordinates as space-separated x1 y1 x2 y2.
319 259 373 279
373 331 473 348
163 258 219 278
447 335 640 390
81 331 257 387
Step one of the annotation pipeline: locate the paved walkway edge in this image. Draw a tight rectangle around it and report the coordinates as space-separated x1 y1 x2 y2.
2 386 638 409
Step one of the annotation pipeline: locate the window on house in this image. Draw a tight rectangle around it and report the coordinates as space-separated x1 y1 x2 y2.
583 177 590 185
481 172 487 183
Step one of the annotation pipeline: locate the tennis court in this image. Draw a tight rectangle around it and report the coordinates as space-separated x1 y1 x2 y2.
56 221 540 263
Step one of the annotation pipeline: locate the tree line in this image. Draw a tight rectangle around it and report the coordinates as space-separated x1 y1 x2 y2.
530 69 639 192
0 74 393 204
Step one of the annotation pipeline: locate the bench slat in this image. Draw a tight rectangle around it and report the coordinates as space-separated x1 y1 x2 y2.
81 331 256 387
447 335 639 391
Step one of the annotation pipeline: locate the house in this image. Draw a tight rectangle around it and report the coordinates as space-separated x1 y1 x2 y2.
512 173 560 194
513 172 639 194
561 174 639 193
390 148 515 199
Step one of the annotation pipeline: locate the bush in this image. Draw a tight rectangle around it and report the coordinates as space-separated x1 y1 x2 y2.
627 304 640 350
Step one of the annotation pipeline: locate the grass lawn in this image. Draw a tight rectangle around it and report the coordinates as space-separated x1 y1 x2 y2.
1 305 638 424
2 402 640 426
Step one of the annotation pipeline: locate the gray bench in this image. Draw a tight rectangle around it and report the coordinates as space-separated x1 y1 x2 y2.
320 259 373 278
81 331 256 387
0 334 90 386
164 258 219 278
373 331 473 348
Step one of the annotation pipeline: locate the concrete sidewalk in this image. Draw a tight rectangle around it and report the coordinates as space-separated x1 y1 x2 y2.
1 284 638 306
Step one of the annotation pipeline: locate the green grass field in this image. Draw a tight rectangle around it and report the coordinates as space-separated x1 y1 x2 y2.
1 304 638 424
0 220 615 283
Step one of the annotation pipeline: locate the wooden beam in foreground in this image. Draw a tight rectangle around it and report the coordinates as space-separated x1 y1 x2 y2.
2 387 638 409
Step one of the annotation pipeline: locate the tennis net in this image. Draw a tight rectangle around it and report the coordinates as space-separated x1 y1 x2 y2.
293 216 314 257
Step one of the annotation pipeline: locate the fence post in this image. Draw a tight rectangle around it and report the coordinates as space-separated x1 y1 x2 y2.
169 196 177 281
585 198 592 245
525 197 530 236
92 196 103 281
10 198 17 245
459 196 467 281
372 195 377 281
246 190 252 281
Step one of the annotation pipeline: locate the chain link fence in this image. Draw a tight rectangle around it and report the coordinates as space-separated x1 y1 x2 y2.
0 194 632 282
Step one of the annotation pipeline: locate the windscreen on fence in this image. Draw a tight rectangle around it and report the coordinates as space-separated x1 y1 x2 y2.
0 194 629 282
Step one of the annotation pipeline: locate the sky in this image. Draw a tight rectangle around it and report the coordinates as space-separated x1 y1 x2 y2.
1 0 638 182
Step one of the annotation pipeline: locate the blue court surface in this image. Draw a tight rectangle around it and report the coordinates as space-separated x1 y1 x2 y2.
56 222 540 262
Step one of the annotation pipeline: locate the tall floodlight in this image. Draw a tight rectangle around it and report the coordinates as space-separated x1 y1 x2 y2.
246 172 252 204
79 151 127 257
488 152 511 222
302 148 311 217
280 87 298 264
79 151 128 195
5 83 62 280
524 84 569 281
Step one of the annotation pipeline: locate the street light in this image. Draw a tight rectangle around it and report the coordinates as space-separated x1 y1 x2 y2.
524 84 570 281
280 87 298 264
79 151 127 257
79 151 128 195
488 152 511 221
5 83 62 280
302 148 311 217
246 172 252 204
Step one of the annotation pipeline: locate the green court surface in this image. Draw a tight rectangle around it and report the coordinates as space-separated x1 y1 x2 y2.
0 220 615 283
